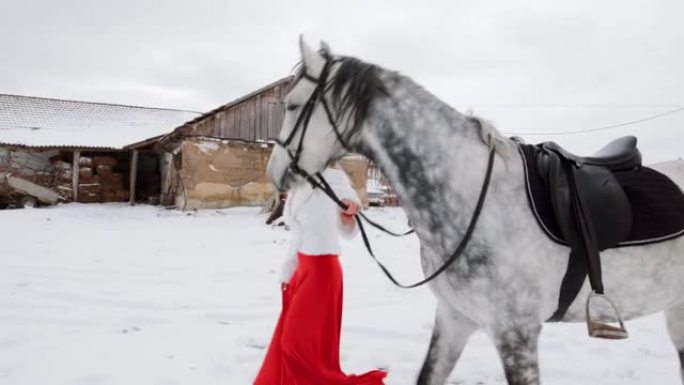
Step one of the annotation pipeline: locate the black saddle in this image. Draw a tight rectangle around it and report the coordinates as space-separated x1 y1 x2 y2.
536 137 639 256
519 136 684 323
539 136 641 172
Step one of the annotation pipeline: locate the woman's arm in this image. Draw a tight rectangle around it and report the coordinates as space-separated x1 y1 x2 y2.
280 190 300 285
327 169 362 238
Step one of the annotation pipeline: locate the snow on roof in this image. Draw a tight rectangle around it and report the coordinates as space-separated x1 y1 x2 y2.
0 94 201 149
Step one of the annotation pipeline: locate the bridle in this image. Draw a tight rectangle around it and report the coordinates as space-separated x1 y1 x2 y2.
275 56 497 289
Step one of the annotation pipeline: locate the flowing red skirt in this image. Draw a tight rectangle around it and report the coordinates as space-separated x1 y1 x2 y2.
254 253 387 385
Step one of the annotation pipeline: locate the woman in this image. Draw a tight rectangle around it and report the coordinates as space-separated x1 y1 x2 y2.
254 165 387 385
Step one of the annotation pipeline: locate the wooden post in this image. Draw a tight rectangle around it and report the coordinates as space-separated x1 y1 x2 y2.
129 150 139 205
72 150 80 202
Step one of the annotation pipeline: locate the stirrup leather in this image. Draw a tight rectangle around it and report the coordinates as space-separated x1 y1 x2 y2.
585 291 629 339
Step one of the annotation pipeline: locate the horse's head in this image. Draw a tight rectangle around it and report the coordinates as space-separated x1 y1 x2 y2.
267 37 388 191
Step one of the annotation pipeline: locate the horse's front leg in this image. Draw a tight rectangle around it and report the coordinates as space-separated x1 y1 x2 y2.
416 301 478 385
491 322 543 385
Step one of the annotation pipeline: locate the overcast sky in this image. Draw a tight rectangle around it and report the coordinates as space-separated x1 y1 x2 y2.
1 0 682 161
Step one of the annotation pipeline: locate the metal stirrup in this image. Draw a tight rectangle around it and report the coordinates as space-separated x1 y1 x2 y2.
585 290 629 340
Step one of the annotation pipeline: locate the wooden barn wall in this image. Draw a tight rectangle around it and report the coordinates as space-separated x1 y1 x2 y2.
183 82 289 142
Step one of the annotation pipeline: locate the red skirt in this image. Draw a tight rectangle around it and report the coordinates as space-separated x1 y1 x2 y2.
254 253 387 385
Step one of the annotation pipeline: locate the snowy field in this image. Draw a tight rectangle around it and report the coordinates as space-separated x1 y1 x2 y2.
0 204 680 385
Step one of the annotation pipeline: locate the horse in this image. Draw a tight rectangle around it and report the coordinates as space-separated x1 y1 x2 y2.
266 37 684 385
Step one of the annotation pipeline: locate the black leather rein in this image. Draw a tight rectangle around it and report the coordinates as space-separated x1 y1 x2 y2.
275 57 496 289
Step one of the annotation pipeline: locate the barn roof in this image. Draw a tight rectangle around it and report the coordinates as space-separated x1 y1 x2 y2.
181 76 293 127
155 76 293 150
0 94 201 150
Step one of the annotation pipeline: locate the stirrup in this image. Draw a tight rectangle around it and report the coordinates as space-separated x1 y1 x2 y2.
585 291 629 340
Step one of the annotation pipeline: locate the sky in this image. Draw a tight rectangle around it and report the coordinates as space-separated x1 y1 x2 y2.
0 0 682 161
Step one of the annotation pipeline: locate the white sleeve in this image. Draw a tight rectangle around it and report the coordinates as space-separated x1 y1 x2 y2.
279 248 298 284
328 170 361 239
329 170 362 206
279 192 300 284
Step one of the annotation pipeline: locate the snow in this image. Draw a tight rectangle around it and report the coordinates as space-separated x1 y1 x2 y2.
367 178 385 194
197 141 220 154
0 204 680 385
0 94 200 149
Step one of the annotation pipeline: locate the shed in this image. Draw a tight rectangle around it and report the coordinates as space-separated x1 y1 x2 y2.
155 77 369 210
0 94 199 206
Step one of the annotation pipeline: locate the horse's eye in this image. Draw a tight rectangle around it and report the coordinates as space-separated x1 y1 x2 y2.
286 104 299 111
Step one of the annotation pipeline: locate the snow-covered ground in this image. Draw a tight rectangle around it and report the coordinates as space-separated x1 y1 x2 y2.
0 204 680 385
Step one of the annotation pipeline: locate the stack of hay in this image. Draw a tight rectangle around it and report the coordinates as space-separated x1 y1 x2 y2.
77 156 100 203
93 156 128 202
77 156 129 203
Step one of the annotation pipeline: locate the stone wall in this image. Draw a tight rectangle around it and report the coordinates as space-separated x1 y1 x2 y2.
339 156 369 208
172 138 370 210
176 139 274 209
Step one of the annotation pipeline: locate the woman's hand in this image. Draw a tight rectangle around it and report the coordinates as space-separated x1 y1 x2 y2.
340 199 360 229
341 199 361 217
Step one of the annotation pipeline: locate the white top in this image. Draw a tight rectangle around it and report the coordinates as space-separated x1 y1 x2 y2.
279 168 361 283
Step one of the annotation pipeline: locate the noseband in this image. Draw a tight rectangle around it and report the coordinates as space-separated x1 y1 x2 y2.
275 57 496 289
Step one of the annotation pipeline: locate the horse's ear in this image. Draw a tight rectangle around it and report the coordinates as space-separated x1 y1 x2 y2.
319 41 333 60
299 35 325 78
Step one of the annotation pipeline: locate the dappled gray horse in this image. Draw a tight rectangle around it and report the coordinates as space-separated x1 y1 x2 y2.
266 38 684 385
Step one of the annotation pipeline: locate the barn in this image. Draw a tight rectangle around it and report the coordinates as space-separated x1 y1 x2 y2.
1 79 373 211
0 94 199 207
154 77 370 210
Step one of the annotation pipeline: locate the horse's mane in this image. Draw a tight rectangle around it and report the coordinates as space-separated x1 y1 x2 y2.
467 115 517 157
328 57 389 140
292 56 389 141
293 55 514 157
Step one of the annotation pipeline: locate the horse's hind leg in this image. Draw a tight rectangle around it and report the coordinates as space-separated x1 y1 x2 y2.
417 301 477 385
492 322 542 385
665 301 684 383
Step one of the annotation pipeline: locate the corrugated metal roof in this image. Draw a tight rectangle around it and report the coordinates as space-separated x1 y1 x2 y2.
0 94 201 149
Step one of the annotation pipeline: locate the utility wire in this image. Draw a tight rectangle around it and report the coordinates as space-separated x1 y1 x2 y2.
473 103 684 108
503 105 684 136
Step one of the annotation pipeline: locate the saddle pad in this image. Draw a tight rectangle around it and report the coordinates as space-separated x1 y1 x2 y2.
519 143 684 247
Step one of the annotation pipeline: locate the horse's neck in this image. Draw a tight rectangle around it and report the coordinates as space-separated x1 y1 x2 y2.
359 74 498 253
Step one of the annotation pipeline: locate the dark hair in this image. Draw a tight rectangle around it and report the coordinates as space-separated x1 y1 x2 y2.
328 57 389 139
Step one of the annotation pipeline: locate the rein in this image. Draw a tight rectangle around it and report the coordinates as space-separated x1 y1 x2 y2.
275 57 496 288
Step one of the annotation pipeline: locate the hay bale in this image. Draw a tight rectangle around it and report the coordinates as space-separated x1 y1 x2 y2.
78 156 93 168
93 156 118 168
53 160 72 171
77 183 102 203
102 190 118 202
100 173 124 191
79 168 93 178
116 190 130 202
59 170 73 182
96 165 112 176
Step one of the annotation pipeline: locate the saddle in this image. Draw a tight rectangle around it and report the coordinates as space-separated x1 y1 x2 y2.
519 135 684 338
535 136 642 339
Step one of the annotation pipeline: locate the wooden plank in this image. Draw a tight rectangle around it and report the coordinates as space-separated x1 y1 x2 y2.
219 113 227 137
129 150 139 205
6 174 59 204
256 94 262 140
225 109 235 138
232 109 239 138
250 100 257 141
72 150 80 202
